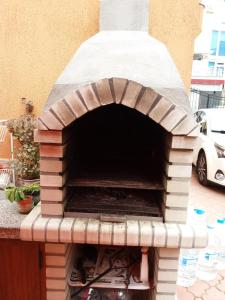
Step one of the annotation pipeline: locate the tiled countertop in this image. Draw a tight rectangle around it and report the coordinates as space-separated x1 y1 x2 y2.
0 191 26 239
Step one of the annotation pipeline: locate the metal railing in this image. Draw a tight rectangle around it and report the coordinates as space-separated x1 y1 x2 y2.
189 88 225 112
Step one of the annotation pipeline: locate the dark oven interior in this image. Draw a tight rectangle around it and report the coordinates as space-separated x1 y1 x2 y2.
64 104 167 221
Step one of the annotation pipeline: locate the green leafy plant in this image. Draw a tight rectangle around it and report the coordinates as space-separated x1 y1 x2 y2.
5 183 40 203
22 182 40 194
5 186 25 202
7 98 39 180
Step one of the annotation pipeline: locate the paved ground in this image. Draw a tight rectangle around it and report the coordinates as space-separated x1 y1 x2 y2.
177 169 225 299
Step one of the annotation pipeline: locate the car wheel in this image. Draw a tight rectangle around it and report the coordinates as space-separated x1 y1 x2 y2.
196 151 208 186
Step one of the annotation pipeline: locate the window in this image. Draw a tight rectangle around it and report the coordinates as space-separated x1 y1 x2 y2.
210 30 225 56
210 31 225 56
208 61 215 74
216 63 224 76
210 31 218 55
219 32 225 56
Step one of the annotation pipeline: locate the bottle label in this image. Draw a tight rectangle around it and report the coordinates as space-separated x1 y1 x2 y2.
181 257 198 267
204 252 217 262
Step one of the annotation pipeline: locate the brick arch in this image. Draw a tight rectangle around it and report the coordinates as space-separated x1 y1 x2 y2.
38 78 197 136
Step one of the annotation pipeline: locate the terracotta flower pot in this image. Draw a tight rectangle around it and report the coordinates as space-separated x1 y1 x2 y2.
17 178 40 187
17 195 34 214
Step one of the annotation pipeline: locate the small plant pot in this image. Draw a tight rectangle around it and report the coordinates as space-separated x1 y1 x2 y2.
17 195 34 214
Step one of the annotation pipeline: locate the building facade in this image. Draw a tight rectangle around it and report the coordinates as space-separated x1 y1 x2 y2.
191 0 225 110
0 0 203 158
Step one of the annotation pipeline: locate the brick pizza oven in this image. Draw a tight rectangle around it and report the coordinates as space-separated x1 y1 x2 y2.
20 1 208 299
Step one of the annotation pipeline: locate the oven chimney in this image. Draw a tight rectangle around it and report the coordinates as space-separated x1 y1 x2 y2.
100 0 149 31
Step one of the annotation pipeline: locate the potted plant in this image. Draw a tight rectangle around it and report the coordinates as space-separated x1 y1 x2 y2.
5 182 40 214
7 98 40 185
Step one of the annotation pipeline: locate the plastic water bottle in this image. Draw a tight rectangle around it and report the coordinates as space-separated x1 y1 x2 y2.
177 209 206 287
216 219 225 270
196 224 218 281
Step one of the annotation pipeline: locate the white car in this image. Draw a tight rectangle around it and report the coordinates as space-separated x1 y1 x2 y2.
193 108 225 186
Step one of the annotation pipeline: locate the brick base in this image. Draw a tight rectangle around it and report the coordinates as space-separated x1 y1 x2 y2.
43 244 180 300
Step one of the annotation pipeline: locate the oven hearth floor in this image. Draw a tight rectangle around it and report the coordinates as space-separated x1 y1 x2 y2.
64 188 162 221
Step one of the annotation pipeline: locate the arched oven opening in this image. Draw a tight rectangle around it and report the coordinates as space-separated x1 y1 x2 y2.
65 104 167 221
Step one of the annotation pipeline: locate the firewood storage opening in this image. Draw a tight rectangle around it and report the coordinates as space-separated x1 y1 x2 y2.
68 244 154 299
65 104 167 221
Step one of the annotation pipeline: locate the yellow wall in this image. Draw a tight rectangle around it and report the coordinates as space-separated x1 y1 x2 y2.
0 0 203 158
150 0 203 93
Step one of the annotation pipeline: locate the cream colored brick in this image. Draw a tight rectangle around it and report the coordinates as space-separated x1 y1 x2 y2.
34 129 63 144
170 136 197 149
64 91 88 118
59 218 74 243
51 100 75 126
172 116 197 135
193 225 208 248
113 78 128 103
113 223 126 246
46 267 67 279
126 220 139 246
41 188 65 202
99 222 113 245
164 194 189 208
179 224 194 248
139 221 153 246
46 278 67 290
158 258 179 270
158 248 180 258
41 203 64 216
40 174 64 188
46 287 69 300
79 84 99 110
40 110 64 130
95 79 114 105
160 106 186 132
40 144 66 158
40 159 64 173
166 164 192 178
46 248 71 267
86 219 100 244
165 178 190 193
33 216 50 241
157 270 178 281
164 208 187 223
153 222 166 247
122 81 142 108
167 149 193 164
149 97 172 123
45 243 69 255
20 205 41 241
165 224 180 248
72 218 88 243
156 282 176 293
46 218 62 242
136 88 158 114
188 125 200 137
